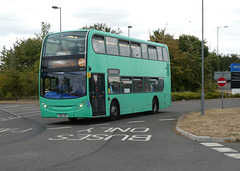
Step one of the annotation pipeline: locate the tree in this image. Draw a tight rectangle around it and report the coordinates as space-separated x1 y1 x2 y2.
81 23 122 34
150 29 212 92
150 28 193 91
0 70 22 100
35 21 51 41
179 34 209 57
0 22 51 99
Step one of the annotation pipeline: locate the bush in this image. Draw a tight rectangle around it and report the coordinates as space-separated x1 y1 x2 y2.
172 91 240 101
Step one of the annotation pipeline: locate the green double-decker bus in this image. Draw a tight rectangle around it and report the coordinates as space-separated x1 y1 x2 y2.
39 30 171 121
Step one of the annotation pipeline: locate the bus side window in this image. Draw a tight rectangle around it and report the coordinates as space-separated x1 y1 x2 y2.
133 77 143 93
163 48 169 61
141 44 148 59
150 78 158 92
157 47 163 61
148 46 157 60
143 77 150 92
108 76 120 94
106 37 119 56
159 77 164 92
92 35 105 54
131 43 141 58
121 77 132 93
119 40 130 57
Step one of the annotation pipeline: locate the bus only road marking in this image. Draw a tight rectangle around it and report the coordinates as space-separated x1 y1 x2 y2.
48 127 152 142
49 134 152 141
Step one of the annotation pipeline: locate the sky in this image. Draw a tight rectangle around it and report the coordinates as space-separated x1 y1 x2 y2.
1 0 240 55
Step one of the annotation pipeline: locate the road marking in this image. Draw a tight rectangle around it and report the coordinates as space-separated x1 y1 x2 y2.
200 143 223 147
200 142 240 160
212 147 238 153
21 114 41 117
158 118 176 121
127 121 145 124
90 123 110 127
0 114 40 122
0 108 21 118
48 126 72 130
18 110 40 115
1 116 20 122
224 153 240 160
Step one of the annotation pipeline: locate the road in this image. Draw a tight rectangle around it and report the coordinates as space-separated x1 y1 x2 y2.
0 98 240 171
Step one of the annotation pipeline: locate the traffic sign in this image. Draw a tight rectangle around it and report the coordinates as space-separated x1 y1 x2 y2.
217 77 226 87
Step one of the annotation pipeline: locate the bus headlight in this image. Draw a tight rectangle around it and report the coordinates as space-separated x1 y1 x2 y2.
77 102 85 108
42 102 49 109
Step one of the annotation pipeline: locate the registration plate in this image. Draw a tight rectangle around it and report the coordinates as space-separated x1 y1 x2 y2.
58 114 68 117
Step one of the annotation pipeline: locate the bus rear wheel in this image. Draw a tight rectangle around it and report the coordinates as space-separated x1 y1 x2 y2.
109 100 119 121
152 97 159 114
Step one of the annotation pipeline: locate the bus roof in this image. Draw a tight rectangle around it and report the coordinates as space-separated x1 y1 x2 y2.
46 29 168 49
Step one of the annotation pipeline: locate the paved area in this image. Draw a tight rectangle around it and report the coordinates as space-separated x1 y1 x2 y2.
0 98 240 170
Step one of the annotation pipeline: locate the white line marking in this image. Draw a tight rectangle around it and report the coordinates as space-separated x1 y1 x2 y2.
17 128 33 133
48 126 72 130
0 114 40 122
212 148 238 153
90 123 110 127
127 121 145 124
224 153 240 160
201 143 223 147
23 114 41 117
17 111 41 115
0 108 21 117
158 118 176 121
17 112 40 115
0 116 20 121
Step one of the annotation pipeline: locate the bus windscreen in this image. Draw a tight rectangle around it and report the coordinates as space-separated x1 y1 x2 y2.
40 71 86 99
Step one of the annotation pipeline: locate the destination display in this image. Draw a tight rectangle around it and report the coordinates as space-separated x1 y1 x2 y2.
41 57 86 70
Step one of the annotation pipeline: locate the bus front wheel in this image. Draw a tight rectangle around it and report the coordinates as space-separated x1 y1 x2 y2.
152 97 159 114
109 100 119 121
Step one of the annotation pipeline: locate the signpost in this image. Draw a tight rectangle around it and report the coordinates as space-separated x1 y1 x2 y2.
217 77 226 109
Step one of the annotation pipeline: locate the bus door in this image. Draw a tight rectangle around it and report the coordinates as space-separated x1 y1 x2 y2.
89 73 106 116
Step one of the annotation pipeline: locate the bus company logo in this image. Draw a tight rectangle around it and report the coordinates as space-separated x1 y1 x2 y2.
50 60 77 68
78 58 86 67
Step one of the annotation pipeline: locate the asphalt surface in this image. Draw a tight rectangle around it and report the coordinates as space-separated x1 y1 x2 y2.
0 98 240 171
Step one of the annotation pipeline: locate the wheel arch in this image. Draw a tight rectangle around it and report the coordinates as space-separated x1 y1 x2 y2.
111 98 120 115
152 95 159 113
153 95 159 106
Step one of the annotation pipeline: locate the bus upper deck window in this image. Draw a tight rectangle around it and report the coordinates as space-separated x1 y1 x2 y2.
106 37 119 56
131 43 141 58
92 35 105 54
163 48 169 61
43 31 87 57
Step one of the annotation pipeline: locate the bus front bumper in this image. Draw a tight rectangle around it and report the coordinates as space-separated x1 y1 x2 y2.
39 97 92 118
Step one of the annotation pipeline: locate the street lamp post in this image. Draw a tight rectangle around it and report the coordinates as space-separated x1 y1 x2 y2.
128 26 132 37
217 26 228 54
52 6 62 31
201 0 205 115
